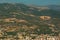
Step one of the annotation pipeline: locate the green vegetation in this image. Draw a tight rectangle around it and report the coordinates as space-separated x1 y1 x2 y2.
0 3 60 36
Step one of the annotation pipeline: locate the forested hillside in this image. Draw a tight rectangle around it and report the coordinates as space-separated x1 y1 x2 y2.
0 3 60 36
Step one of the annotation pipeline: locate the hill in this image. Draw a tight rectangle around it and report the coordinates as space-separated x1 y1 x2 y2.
0 3 60 36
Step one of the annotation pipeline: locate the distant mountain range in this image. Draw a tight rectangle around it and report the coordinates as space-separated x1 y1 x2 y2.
29 5 60 11
47 5 60 11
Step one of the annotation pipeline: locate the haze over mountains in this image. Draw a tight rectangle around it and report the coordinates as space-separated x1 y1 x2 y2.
30 4 60 11
0 3 60 35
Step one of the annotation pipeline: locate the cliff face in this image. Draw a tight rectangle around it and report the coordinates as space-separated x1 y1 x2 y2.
0 3 60 35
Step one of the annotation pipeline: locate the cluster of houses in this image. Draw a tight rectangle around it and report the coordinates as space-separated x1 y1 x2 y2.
0 26 60 40
0 32 60 40
34 35 60 40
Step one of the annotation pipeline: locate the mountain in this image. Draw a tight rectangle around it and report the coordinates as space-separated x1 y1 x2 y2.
48 5 60 11
35 5 60 11
0 3 60 36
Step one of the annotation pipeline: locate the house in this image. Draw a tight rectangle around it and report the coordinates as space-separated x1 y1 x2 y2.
25 36 32 40
47 36 55 40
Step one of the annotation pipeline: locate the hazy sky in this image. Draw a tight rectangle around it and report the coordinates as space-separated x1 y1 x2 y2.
0 0 60 5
